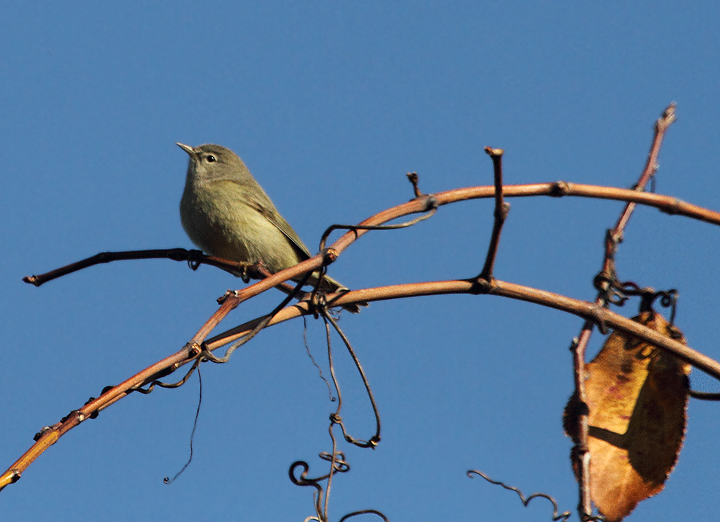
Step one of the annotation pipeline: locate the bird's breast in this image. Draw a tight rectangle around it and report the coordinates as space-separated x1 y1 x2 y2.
179 181 302 271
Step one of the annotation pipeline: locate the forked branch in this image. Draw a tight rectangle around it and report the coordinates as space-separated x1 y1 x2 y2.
7 107 720 507
567 103 677 520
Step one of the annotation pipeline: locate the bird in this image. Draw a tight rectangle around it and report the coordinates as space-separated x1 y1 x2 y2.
178 143 364 313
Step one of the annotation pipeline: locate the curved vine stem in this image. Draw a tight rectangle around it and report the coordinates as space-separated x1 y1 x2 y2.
6 176 720 492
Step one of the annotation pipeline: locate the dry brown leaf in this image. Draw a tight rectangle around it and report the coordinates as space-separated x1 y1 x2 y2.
565 311 691 522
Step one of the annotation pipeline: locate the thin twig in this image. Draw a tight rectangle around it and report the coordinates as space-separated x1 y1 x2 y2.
605 102 676 263
22 248 248 287
4 274 720 492
567 103 677 520
8 168 720 491
23 180 720 288
203 271 313 364
203 278 720 378
406 171 422 198
479 147 510 281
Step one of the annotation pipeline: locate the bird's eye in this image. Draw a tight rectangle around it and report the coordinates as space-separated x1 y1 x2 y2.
206 154 217 163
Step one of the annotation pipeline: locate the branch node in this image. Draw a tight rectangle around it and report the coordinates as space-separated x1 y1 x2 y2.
588 304 609 335
550 181 571 197
471 276 495 294
657 102 677 131
22 275 41 286
33 426 52 442
216 289 238 304
605 227 622 252
660 198 683 215
323 248 339 266
495 201 511 220
424 194 439 211
185 342 202 358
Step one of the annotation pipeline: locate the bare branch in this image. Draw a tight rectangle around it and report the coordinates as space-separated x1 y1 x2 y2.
23 181 720 289
479 147 510 281
4 273 720 491
567 103 677 521
9 118 720 499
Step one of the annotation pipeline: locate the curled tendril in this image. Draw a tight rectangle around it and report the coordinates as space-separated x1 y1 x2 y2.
639 288 679 325
290 461 325 491
319 451 350 472
338 510 389 522
658 289 679 325
321 310 382 448
318 196 438 252
288 455 349 489
616 280 641 296
290 296 382 521
605 286 629 306
592 274 680 327
467 470 573 522
202 269 315 364
593 273 628 307
164 364 204 484
131 357 202 394
290 458 387 522
689 389 720 401
302 315 335 401
289 453 352 522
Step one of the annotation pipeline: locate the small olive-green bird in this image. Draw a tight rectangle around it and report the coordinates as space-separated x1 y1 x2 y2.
178 143 363 313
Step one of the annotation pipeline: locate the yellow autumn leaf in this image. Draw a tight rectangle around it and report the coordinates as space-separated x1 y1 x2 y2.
565 311 691 522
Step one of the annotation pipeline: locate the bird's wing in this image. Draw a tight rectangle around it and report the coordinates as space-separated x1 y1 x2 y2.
244 189 312 260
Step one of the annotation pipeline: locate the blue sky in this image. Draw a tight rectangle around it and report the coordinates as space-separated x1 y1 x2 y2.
2 2 719 521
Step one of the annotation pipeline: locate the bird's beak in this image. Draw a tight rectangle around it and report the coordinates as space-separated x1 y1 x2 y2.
176 142 196 157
